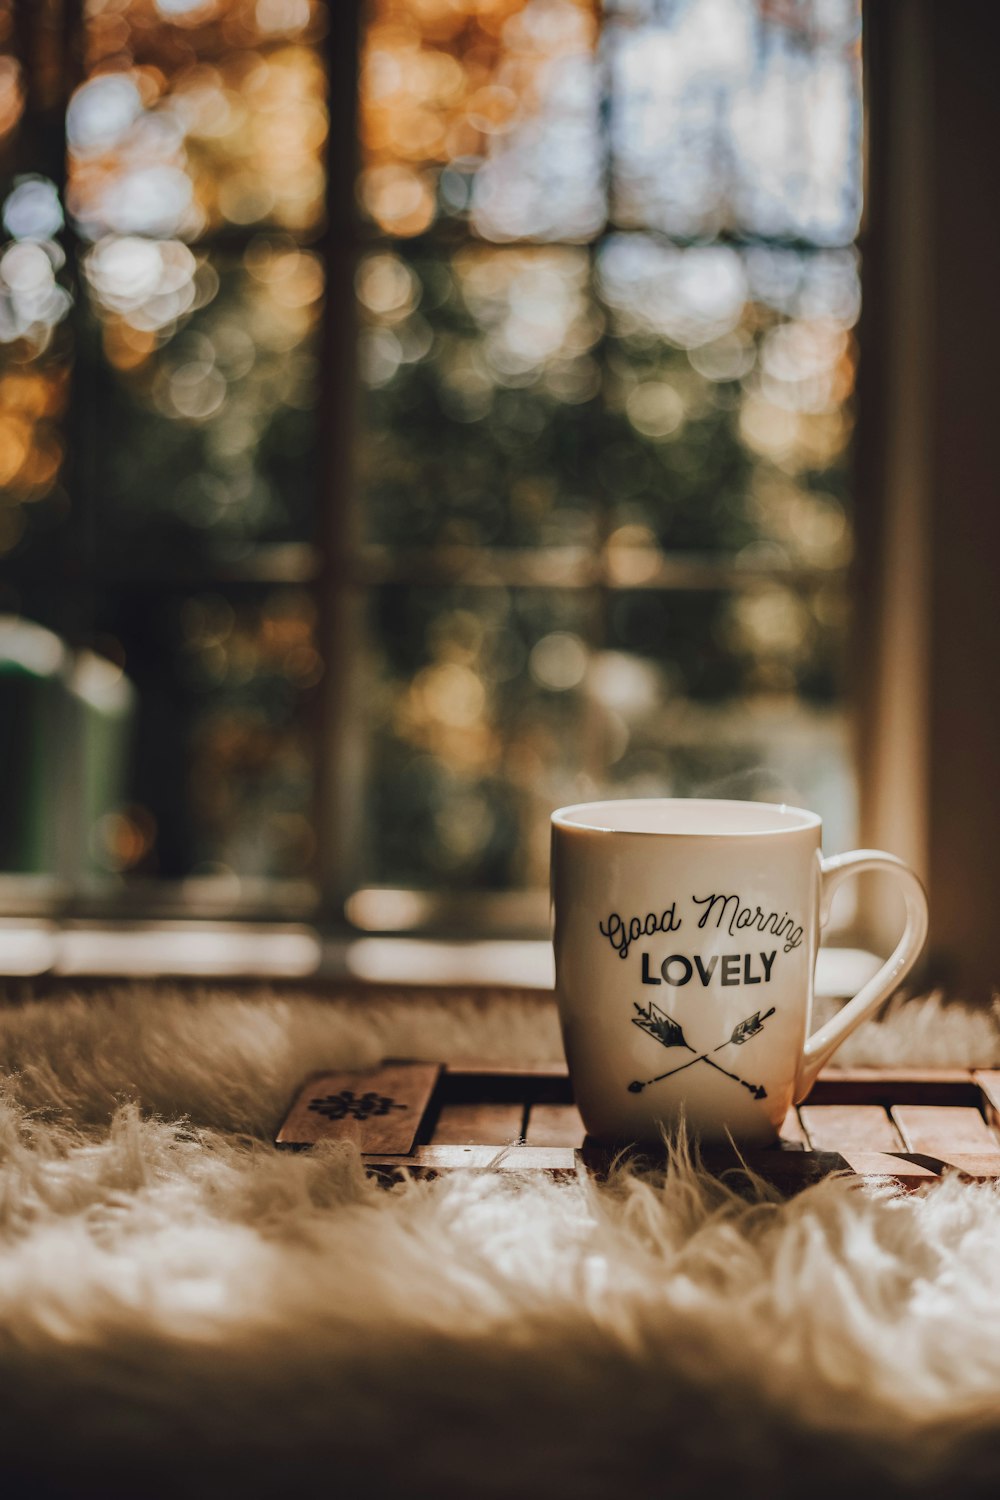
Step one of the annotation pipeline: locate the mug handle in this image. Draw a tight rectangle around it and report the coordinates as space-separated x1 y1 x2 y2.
795 850 929 1101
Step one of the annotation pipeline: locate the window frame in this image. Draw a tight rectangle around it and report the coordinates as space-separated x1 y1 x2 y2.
1 0 868 949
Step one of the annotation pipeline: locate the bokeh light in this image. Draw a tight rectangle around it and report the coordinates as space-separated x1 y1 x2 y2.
1 2 329 887
0 169 72 552
598 237 858 558
83 235 323 566
607 0 862 243
360 0 604 241
360 0 860 245
359 244 600 548
0 37 23 154
70 1 328 241
90 585 320 881
366 586 597 888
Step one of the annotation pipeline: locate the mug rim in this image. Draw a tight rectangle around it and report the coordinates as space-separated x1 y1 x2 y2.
551 796 822 838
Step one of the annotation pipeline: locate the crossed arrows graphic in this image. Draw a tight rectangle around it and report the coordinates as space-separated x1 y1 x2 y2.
628 1002 776 1100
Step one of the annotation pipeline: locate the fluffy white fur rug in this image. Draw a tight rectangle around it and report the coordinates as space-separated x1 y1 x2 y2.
0 985 999 1500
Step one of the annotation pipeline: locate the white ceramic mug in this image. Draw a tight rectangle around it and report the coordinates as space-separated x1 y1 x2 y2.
550 798 928 1146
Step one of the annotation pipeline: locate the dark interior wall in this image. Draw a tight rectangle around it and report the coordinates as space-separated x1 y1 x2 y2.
926 1 1000 998
858 0 1000 1001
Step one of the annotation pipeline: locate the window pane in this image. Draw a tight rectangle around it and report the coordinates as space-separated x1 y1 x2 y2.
82 238 323 570
600 581 855 849
606 0 862 243
360 0 604 242
604 697 856 855
361 584 597 889
0 175 73 563
91 584 320 884
358 243 599 549
607 582 845 702
71 3 328 240
358 236 858 562
598 236 857 559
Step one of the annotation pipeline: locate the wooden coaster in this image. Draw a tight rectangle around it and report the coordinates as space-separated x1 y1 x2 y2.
276 1062 442 1153
275 1061 1000 1191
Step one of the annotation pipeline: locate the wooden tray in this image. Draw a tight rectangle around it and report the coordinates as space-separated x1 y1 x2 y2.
276 1061 1000 1193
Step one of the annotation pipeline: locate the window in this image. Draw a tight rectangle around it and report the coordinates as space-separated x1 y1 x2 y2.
0 0 862 937
1 0 329 914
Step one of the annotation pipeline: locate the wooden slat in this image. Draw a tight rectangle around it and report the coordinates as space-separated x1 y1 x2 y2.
524 1103 585 1147
806 1069 979 1106
437 1066 572 1108
414 1145 577 1171
446 1061 569 1078
275 1063 441 1152
838 1152 941 1187
974 1071 1000 1127
432 1102 523 1146
821 1068 976 1086
899 1153 1000 1180
799 1105 904 1153
890 1105 997 1154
